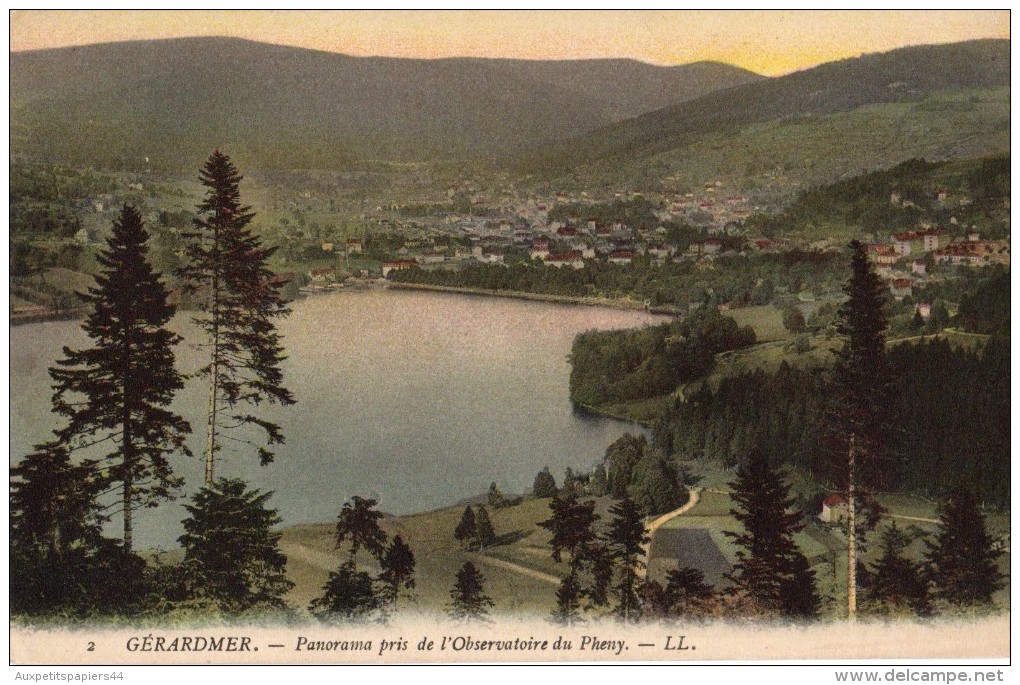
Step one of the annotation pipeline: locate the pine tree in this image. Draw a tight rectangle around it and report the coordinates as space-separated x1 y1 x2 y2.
178 478 294 613
473 505 496 551
487 481 506 509
179 151 295 482
867 523 931 616
48 205 190 551
604 496 650 623
551 571 585 626
533 466 558 498
925 486 1003 607
589 463 608 497
540 492 610 616
724 450 819 619
539 492 599 564
663 565 716 619
824 239 896 620
448 561 494 622
454 505 477 548
629 451 687 516
378 535 416 608
334 495 387 564
10 446 144 614
310 560 379 622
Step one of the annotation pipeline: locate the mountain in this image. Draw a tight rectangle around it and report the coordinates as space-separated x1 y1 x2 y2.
517 39 1010 177
9 37 763 170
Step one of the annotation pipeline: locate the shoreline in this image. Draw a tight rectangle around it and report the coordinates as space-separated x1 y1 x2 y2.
385 280 683 315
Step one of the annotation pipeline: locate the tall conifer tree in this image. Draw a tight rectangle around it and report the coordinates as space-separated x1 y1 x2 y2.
724 450 819 619
49 205 190 551
925 486 1003 607
179 150 295 482
604 496 649 623
824 239 896 620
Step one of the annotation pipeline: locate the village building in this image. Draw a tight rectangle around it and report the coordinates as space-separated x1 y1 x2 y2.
544 251 584 270
866 243 899 266
819 494 849 524
607 249 635 265
382 260 417 278
890 278 913 301
529 238 551 261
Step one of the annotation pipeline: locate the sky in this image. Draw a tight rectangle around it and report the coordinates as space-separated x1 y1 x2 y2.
7 9 1011 76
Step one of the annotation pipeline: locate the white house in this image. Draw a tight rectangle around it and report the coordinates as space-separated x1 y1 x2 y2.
819 494 849 524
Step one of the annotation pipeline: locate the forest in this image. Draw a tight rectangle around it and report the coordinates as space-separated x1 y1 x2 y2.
569 306 756 407
653 334 1010 508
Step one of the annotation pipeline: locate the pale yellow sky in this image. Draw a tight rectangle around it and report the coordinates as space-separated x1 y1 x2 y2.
8 9 1011 76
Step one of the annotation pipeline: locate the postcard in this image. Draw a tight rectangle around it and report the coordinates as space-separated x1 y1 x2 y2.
8 9 1012 674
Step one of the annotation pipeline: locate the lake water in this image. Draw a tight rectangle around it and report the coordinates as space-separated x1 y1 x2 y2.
10 287 666 549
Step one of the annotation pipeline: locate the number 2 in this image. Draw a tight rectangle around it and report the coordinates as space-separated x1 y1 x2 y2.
87 642 95 652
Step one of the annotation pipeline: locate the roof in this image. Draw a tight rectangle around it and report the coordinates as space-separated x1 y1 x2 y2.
823 494 847 507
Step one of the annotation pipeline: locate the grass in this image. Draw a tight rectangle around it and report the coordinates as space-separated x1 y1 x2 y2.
694 332 841 393
726 305 790 343
279 496 565 618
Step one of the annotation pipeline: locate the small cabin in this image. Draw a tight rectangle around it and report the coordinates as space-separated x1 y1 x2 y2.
819 494 849 524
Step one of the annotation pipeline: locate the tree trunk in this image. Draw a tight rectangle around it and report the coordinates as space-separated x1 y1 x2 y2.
847 434 857 622
204 357 217 484
204 267 219 485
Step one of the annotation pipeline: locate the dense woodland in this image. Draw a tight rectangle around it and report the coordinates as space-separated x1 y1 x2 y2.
653 334 1010 509
570 307 756 406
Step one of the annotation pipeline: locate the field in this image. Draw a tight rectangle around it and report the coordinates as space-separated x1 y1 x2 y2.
725 305 790 343
280 497 568 618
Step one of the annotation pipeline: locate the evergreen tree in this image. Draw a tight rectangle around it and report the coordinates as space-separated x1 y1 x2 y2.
473 505 496 551
334 496 388 564
454 505 477 548
551 570 585 626
309 560 379 622
48 205 190 551
629 451 687 516
487 481 506 509
178 150 295 483
605 433 647 497
724 450 819 619
604 497 649 623
378 535 416 608
533 466 558 498
824 239 896 620
10 446 145 615
448 561 494 622
663 565 716 619
589 463 608 497
178 478 293 613
539 493 599 564
540 492 610 615
925 486 1003 607
867 523 931 616
563 467 578 495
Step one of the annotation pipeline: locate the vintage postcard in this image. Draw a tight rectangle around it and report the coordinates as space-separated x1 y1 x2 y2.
7 9 1011 675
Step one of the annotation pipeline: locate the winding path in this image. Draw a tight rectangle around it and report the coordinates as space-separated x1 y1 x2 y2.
466 552 561 585
638 487 702 579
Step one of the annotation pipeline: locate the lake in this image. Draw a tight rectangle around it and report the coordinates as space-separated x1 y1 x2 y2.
9 287 667 549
